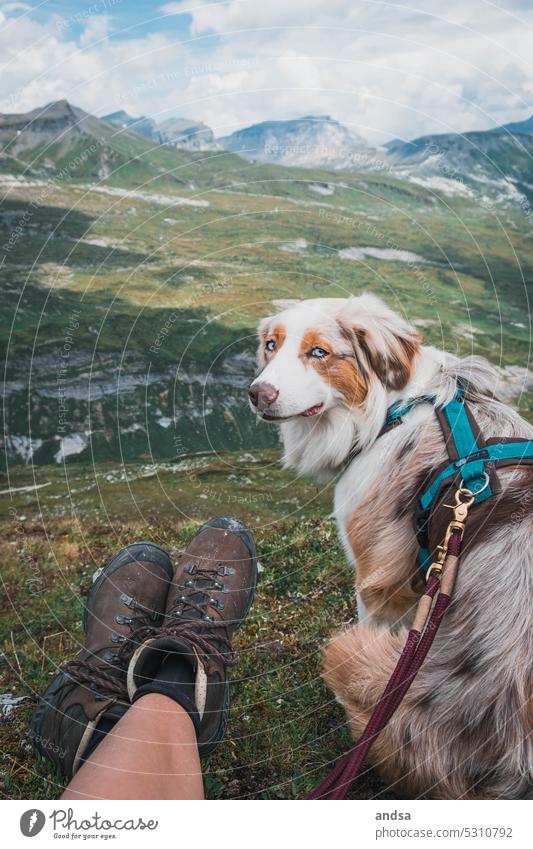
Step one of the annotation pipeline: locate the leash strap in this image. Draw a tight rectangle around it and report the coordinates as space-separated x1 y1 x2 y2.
307 528 462 800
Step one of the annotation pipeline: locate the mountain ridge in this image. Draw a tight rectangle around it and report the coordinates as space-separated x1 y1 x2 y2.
2 100 533 205
103 109 218 151
217 114 373 169
491 113 533 136
0 99 232 189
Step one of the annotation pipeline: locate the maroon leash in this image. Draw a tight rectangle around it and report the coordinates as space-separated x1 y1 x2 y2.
307 488 472 800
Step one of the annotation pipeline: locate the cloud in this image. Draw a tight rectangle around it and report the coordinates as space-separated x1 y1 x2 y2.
2 2 31 11
0 0 532 143
79 15 110 47
159 1 209 16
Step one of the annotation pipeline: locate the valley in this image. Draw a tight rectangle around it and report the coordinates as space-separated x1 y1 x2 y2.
0 97 532 802
1 102 532 471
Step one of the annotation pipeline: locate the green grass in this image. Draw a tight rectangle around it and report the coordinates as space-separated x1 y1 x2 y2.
0 451 397 800
1 125 531 799
3 151 532 356
3 161 531 469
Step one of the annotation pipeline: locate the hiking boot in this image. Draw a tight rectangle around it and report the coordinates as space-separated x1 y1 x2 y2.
127 517 257 755
30 541 173 778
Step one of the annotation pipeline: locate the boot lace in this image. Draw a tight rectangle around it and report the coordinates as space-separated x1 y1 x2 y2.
63 596 159 699
63 564 236 699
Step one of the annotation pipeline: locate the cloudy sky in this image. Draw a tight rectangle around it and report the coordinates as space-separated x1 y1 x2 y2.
0 0 532 143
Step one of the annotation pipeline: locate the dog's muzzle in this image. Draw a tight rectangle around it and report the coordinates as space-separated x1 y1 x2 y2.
248 381 279 412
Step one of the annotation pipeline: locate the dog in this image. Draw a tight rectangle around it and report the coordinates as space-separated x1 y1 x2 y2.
249 293 533 799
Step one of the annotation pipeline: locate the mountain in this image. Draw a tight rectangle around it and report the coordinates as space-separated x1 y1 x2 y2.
216 113 533 203
386 130 533 203
0 99 112 153
491 114 533 136
383 137 404 151
103 110 218 151
102 109 159 141
0 99 229 189
156 116 218 151
0 99 159 179
217 115 374 169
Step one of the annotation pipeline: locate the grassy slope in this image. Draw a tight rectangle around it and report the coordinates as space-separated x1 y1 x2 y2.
1 130 532 798
3 147 531 469
0 451 397 800
2 162 532 368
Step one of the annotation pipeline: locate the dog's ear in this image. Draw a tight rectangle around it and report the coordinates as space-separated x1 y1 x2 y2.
338 295 420 391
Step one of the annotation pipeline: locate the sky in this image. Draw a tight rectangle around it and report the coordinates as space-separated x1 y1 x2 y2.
0 0 532 144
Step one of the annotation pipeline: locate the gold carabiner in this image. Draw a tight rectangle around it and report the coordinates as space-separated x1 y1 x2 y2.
444 487 475 523
426 487 475 583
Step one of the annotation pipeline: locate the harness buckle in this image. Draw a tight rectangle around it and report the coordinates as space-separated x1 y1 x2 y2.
443 487 475 522
451 492 474 523
426 488 475 582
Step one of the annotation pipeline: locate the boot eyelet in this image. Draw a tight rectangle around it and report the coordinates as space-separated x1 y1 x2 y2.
204 614 213 621
115 614 132 625
111 633 126 643
120 594 135 608
184 565 196 575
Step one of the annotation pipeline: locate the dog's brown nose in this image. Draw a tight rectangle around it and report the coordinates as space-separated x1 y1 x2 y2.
249 381 279 409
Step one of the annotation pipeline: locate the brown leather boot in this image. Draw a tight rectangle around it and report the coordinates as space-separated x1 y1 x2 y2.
127 517 257 755
30 542 173 778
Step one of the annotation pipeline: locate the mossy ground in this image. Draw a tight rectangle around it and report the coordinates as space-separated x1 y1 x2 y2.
0 450 399 800
2 134 531 800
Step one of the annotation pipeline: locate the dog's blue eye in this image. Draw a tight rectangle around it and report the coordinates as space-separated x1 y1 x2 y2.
311 346 328 359
266 339 276 352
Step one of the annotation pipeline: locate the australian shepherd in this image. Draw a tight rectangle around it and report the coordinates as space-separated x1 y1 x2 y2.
249 294 533 799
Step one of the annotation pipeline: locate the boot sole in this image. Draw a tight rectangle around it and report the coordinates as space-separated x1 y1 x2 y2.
198 679 231 757
30 669 72 766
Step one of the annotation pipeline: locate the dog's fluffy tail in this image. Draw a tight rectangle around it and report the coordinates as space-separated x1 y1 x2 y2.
444 355 504 403
322 619 533 799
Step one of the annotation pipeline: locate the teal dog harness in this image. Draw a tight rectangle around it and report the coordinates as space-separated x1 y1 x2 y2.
378 388 533 574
